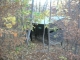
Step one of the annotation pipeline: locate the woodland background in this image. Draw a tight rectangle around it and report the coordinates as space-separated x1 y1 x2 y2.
0 0 80 60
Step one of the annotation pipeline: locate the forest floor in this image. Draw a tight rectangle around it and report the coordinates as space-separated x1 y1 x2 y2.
0 32 80 60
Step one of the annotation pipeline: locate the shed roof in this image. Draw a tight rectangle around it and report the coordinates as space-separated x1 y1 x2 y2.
33 16 65 24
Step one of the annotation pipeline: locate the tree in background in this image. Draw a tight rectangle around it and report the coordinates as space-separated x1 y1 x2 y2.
60 0 80 55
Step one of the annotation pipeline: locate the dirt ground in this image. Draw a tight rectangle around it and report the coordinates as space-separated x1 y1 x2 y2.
0 37 80 60
0 28 80 60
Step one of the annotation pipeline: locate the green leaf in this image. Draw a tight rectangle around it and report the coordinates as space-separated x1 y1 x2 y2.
54 34 58 38
59 56 67 60
14 0 20 2
6 23 12 28
3 14 16 28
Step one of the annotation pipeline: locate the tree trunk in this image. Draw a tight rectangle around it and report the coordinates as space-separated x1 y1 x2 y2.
26 0 34 45
74 42 78 54
48 0 52 52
